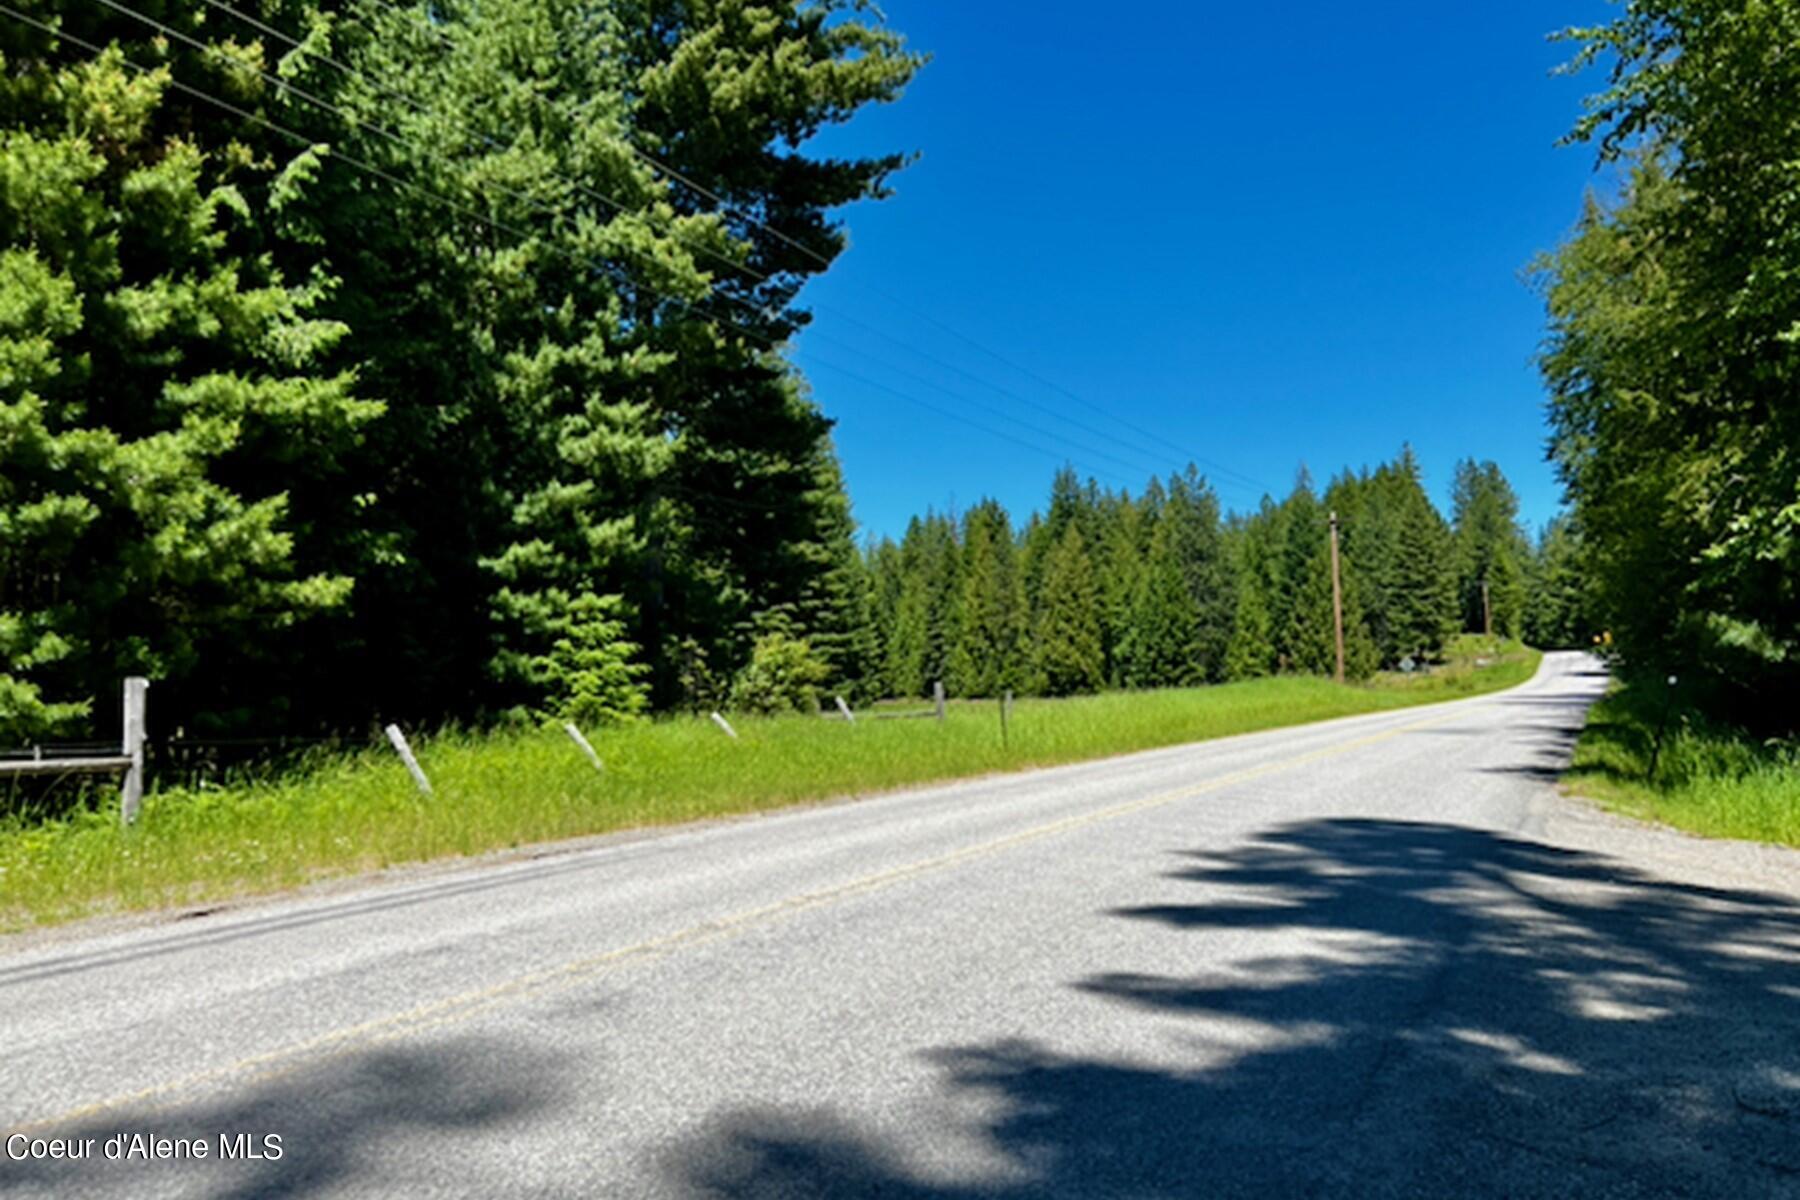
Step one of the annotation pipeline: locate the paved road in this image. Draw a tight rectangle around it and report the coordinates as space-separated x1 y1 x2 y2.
2 652 1797 1198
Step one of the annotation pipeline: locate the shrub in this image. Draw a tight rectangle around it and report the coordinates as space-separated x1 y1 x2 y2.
731 633 830 715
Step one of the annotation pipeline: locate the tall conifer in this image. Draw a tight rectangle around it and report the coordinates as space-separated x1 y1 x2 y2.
1034 526 1106 695
950 500 1024 696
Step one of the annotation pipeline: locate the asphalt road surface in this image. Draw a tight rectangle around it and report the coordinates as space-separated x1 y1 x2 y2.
3 651 1797 1198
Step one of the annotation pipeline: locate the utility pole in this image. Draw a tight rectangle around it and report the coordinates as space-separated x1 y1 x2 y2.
1482 576 1493 638
1329 511 1346 685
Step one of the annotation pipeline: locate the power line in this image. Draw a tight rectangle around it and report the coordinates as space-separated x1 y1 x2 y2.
104 0 724 300
5 3 1144 500
802 312 1224 488
193 0 757 294
13 4 763 349
76 0 1181 490
805 358 1134 489
191 0 1205 487
313 0 1279 495
19 3 1236 501
797 332 1172 482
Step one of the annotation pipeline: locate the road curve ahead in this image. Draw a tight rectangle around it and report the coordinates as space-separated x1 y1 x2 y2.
3 652 1798 1198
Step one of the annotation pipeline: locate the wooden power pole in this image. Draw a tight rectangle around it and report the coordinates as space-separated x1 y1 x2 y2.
1329 511 1346 684
1482 576 1493 638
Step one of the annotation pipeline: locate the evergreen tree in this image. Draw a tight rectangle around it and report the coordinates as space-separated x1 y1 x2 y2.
776 446 879 698
0 35 376 740
1093 489 1144 685
1022 467 1081 605
1275 475 1328 671
1034 525 1105 695
1164 468 1235 682
1119 517 1200 687
1451 460 1530 637
730 631 831 715
1388 486 1460 660
1288 536 1380 681
1225 569 1276 680
1525 516 1594 650
949 500 1024 697
866 537 905 696
1336 449 1458 665
517 594 650 726
1225 505 1282 679
886 513 960 697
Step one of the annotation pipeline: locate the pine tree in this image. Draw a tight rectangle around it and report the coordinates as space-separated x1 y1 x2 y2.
1388 480 1460 660
1452 460 1531 638
1034 526 1106 695
886 513 960 697
0 39 376 740
1275 476 1329 671
1023 466 1088 608
885 518 929 697
1119 518 1200 687
1338 449 1457 666
1164 468 1235 682
518 594 650 725
1225 502 1283 678
1524 517 1594 650
1094 490 1144 685
949 500 1024 697
1288 537 1380 681
1225 571 1276 680
866 537 905 696
783 447 880 698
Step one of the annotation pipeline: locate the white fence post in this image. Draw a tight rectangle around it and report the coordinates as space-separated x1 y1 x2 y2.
710 711 739 740
834 695 855 725
119 677 149 826
563 722 603 772
933 680 946 724
384 724 433 795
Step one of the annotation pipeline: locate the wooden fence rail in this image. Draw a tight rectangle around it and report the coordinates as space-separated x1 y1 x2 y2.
0 678 148 825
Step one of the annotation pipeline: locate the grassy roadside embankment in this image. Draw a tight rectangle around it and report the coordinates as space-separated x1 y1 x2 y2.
0 638 1538 930
1564 685 1800 848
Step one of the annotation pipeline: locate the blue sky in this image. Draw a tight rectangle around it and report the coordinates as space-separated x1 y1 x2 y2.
786 0 1621 542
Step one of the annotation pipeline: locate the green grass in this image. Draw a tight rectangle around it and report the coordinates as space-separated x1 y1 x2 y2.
0 641 1539 930
1565 686 1800 848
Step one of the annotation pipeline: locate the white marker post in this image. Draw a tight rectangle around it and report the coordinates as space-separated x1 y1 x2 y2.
933 680 946 724
834 695 856 725
710 712 739 740
119 677 149 826
563 722 603 772
384 724 433 795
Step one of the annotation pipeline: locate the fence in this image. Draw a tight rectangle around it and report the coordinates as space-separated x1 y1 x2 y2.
0 677 147 824
145 733 363 790
3 677 1001 826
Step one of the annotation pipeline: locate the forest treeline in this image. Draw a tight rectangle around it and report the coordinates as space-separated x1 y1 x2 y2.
1540 1 1800 733
0 0 921 740
862 453 1579 701
0 3 1603 744
26 1 1783 745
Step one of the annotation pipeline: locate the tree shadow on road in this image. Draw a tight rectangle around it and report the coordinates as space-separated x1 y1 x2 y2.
1 1033 560 1199
673 820 1800 1199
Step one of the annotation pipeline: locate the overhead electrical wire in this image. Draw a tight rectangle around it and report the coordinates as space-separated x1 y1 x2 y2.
254 0 1278 497
189 0 1199 487
8 8 831 521
24 2 1257 502
7 2 1149 496
68 0 1167 489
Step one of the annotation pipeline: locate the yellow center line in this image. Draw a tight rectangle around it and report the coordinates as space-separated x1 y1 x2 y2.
11 701 1472 1133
